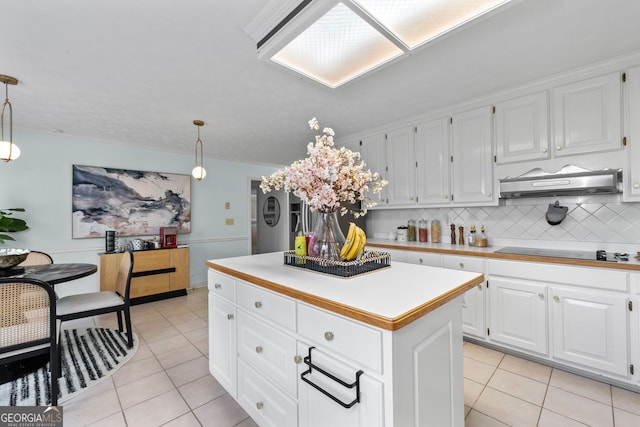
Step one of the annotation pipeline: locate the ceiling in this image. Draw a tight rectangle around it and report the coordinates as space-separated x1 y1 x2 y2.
4 0 640 166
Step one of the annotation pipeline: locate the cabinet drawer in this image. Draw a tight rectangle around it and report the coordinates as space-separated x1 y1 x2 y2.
132 250 171 272
237 281 296 331
297 303 382 374
488 259 628 292
237 359 297 427
442 255 484 273
237 310 297 396
208 270 236 302
405 251 441 267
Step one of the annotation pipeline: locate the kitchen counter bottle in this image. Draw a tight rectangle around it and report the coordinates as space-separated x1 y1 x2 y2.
407 219 417 242
431 219 441 243
476 225 488 247
418 220 428 242
468 225 477 247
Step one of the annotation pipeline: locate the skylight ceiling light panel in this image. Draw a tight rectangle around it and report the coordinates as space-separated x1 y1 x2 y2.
271 2 403 88
354 0 513 49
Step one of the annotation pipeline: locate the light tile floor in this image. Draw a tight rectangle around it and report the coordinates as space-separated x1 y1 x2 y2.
59 287 640 427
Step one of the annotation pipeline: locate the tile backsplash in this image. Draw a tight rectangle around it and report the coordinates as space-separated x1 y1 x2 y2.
365 196 640 251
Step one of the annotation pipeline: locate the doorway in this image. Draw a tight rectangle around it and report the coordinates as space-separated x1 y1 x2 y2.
250 179 289 254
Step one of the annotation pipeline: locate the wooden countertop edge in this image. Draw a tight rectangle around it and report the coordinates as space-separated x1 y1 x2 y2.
206 260 484 331
367 242 640 271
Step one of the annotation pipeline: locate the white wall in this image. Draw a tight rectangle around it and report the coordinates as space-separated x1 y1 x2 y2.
0 129 278 297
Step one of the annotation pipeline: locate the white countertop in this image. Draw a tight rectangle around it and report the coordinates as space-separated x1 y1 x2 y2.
206 252 483 330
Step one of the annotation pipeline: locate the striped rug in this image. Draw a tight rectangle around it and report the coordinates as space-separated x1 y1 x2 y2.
0 327 138 406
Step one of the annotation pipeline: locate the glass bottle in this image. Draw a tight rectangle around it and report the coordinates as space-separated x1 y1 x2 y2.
467 225 477 247
407 219 417 242
476 225 488 247
418 220 428 242
431 219 441 243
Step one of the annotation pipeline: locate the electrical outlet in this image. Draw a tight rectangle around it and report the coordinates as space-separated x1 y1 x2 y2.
225 202 230 209
225 218 234 225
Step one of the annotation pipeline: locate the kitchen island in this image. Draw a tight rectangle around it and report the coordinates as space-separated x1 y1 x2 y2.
206 252 484 427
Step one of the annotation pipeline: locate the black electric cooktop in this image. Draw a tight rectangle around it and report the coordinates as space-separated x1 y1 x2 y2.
494 247 619 262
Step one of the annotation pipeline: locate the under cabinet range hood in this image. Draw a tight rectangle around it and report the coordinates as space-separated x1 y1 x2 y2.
499 165 621 198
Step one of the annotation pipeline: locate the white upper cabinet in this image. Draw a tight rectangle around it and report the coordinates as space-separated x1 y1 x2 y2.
495 92 550 163
415 117 451 205
625 66 640 200
552 72 622 156
451 106 495 204
386 126 417 205
358 133 388 206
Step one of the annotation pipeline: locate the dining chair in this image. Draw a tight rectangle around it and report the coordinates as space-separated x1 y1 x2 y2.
56 251 135 348
19 250 54 266
0 278 59 406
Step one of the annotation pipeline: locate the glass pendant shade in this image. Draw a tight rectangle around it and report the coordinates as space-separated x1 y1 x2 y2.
0 140 20 161
192 165 206 180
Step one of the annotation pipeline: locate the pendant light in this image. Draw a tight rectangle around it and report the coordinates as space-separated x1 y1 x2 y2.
191 120 206 181
0 75 20 162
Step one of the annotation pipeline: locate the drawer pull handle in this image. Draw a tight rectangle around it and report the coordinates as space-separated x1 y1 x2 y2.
214 283 221 289
301 347 363 409
634 183 640 189
477 284 482 290
294 355 303 364
256 346 263 353
255 301 262 308
256 402 264 410
227 314 234 320
418 258 423 263
459 262 464 269
538 293 544 300
324 331 334 341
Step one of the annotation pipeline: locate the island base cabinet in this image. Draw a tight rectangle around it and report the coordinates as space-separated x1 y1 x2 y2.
238 359 298 427
550 286 628 377
209 295 236 397
297 344 384 427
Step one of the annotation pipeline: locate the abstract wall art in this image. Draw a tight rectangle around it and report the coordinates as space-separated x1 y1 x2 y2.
72 165 191 238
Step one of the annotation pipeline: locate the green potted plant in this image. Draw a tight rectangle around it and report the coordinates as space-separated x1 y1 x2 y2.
0 208 29 244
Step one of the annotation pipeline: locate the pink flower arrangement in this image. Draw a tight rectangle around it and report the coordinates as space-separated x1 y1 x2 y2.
260 118 387 216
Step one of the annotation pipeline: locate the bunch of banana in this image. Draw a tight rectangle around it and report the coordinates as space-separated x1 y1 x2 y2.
340 222 366 261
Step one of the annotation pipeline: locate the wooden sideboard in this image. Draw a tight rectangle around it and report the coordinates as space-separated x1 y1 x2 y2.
99 247 190 302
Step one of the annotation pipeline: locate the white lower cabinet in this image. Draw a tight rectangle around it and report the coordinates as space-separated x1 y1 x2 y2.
488 277 548 355
550 286 628 376
296 343 384 427
487 259 631 382
238 359 298 427
442 255 486 339
209 293 237 397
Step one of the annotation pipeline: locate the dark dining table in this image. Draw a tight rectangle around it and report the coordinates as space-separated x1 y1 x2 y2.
0 263 97 285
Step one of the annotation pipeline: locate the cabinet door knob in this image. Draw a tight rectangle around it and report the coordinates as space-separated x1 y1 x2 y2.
486 192 491 197
538 293 544 300
556 145 562 150
459 262 464 269
477 284 482 290
294 355 303 364
634 183 640 189
214 283 221 289
324 331 334 341
227 313 234 320
255 301 262 308
541 147 548 153
553 295 560 302
444 195 449 199
418 258 423 263
256 346 263 353
256 402 264 410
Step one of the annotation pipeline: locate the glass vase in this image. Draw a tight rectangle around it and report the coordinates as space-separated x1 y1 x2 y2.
307 211 345 261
